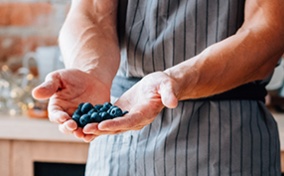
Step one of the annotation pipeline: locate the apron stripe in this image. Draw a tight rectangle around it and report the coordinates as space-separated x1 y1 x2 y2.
240 101 244 175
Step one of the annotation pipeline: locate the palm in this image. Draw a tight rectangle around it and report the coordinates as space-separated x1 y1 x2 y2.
95 72 178 133
117 75 165 126
33 68 110 117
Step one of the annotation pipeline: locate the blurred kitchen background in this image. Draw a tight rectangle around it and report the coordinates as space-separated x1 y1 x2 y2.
0 0 69 117
0 0 284 176
0 1 89 176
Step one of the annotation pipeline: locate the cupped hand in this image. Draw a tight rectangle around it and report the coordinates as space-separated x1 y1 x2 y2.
83 71 179 136
32 68 110 142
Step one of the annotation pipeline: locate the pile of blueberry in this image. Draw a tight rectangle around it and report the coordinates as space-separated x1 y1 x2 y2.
72 102 128 127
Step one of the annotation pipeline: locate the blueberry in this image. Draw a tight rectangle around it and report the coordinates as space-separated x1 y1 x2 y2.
73 109 82 116
90 112 103 123
94 104 103 112
81 102 93 114
122 111 129 115
79 114 91 127
72 114 81 126
109 106 123 117
99 106 109 112
88 108 96 115
78 102 84 110
99 111 112 120
103 102 112 109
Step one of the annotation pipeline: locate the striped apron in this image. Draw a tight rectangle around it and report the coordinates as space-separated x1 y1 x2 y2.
85 0 281 175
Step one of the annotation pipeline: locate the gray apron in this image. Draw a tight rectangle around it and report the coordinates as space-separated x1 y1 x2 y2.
85 0 281 175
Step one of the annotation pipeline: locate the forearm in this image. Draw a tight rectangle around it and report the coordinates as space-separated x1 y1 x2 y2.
58 0 120 87
165 0 284 100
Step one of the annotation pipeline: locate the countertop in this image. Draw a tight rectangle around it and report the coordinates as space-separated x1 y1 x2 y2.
0 115 83 143
0 113 284 147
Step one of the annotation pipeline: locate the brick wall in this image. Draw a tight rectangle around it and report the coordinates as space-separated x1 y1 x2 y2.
0 0 70 67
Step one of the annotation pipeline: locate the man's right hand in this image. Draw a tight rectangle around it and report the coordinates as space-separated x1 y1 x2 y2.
32 68 111 142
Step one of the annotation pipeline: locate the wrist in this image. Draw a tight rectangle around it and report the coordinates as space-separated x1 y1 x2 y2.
164 62 199 101
163 69 184 101
85 66 118 89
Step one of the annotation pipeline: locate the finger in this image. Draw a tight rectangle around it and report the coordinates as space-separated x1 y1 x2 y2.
68 119 78 129
32 75 61 100
83 123 126 135
48 98 70 123
65 119 78 131
73 128 85 139
82 135 97 143
58 123 72 134
73 129 97 142
49 110 70 124
82 123 99 134
98 112 147 131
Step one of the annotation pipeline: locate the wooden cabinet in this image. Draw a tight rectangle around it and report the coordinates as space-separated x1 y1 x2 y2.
0 116 89 176
1 113 284 175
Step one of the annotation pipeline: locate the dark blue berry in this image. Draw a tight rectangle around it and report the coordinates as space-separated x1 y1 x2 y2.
87 108 96 115
73 109 82 116
122 111 129 116
103 102 112 109
79 114 91 127
78 102 84 110
90 112 103 123
109 106 123 117
99 106 109 112
81 102 93 114
99 111 112 120
72 114 81 126
93 104 103 112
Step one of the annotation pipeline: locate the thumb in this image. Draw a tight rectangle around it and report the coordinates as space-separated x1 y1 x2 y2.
32 77 61 100
159 80 178 109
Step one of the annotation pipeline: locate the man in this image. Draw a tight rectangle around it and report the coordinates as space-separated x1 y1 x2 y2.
32 0 284 175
